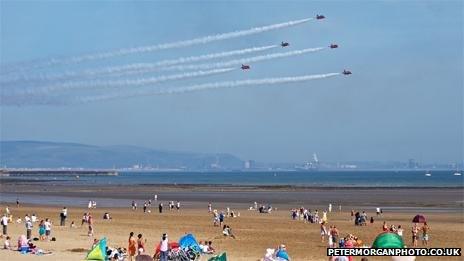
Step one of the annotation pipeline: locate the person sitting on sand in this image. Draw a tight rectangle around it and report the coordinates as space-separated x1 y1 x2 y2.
222 225 236 239
103 213 112 220
397 225 404 237
207 241 215 254
382 221 388 232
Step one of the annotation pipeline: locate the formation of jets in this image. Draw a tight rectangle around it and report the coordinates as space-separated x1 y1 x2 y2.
239 15 351 76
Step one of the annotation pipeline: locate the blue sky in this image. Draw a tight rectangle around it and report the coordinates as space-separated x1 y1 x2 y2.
1 1 462 163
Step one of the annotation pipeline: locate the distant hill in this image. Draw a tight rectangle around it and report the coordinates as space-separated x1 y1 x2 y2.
0 140 243 169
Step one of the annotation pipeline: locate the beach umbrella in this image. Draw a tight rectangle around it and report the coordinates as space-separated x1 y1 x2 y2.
412 214 426 223
372 232 404 248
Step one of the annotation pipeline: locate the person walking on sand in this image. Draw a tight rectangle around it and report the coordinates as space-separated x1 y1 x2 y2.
159 233 169 261
208 202 212 213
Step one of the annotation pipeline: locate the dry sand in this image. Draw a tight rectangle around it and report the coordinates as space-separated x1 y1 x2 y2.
0 204 463 261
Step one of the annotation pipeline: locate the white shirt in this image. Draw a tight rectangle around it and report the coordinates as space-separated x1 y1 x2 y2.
62 209 67 216
44 221 51 231
160 239 169 251
31 215 37 223
1 216 8 226
26 220 33 230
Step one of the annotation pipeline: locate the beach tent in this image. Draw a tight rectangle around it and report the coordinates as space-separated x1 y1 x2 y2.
372 232 404 248
208 252 227 261
412 214 426 223
179 234 201 253
85 238 108 261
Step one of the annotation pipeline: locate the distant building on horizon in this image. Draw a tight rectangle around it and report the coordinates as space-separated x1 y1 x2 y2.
244 160 255 169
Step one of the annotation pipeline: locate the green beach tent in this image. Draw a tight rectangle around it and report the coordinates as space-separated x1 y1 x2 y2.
85 238 108 261
372 232 404 248
208 252 227 261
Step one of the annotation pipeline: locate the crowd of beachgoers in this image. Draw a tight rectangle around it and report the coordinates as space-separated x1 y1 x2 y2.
0 196 438 261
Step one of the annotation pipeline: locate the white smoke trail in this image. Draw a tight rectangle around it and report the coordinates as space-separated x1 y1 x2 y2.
2 17 313 73
78 72 341 104
13 68 236 95
158 47 326 72
0 45 277 84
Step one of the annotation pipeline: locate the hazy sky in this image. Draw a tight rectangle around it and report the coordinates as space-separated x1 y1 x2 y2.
1 1 462 163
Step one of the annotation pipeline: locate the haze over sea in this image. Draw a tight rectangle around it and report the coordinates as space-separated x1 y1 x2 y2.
3 170 463 187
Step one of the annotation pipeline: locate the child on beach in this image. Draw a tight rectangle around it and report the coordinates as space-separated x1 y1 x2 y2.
412 224 419 247
3 236 10 250
421 222 430 246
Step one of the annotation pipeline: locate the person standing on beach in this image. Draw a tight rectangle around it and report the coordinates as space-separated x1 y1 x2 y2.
159 203 163 213
329 204 332 213
208 202 212 213
25 218 33 240
87 214 94 236
38 220 46 240
128 232 137 261
88 200 92 209
143 202 147 213
44 218 52 240
137 233 146 255
320 222 327 243
16 199 20 208
176 201 180 211
412 223 419 247
60 207 67 226
159 233 169 261
421 222 430 246
1 214 8 237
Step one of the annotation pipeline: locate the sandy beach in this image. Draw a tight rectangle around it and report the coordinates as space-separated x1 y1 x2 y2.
1 186 464 260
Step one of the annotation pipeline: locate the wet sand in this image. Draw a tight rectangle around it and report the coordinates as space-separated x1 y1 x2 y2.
1 183 463 209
